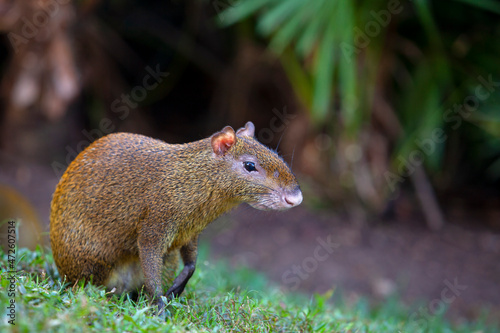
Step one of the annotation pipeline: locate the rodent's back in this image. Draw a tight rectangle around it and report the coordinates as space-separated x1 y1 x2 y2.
51 133 172 229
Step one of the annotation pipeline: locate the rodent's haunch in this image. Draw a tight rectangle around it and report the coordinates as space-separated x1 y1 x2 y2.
50 121 302 314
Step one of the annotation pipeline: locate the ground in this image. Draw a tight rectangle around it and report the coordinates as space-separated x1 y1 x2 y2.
203 205 500 324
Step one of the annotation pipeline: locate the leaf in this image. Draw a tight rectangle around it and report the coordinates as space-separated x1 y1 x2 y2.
268 1 311 54
336 0 359 134
220 0 270 27
280 48 313 109
295 1 326 58
311 2 337 122
257 0 303 36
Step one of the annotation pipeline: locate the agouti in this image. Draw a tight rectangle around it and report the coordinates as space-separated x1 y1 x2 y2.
0 184 44 251
50 122 302 314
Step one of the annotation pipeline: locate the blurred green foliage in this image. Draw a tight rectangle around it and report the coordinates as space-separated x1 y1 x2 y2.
221 0 500 195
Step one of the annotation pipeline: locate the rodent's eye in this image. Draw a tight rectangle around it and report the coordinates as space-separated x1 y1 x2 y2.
243 161 257 172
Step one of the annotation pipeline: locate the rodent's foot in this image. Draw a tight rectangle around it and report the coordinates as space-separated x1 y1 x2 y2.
154 297 167 320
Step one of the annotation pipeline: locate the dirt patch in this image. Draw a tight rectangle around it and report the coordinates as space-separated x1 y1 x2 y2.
202 205 500 323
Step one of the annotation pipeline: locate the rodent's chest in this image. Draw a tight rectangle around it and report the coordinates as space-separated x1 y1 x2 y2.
166 232 197 252
165 219 204 251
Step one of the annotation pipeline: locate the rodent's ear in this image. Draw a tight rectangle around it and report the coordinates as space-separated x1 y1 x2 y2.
236 121 255 138
211 126 236 156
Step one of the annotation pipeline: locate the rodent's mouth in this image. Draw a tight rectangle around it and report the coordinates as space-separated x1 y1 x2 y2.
249 188 303 211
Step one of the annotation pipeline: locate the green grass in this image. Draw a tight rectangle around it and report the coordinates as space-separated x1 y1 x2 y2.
0 246 496 332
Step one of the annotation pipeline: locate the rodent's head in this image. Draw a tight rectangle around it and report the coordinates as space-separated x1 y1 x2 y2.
210 122 302 211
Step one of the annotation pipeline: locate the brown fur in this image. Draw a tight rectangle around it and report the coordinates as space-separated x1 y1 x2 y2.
50 122 301 314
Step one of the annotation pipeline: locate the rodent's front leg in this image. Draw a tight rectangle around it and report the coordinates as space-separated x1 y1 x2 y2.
138 234 166 315
166 236 198 299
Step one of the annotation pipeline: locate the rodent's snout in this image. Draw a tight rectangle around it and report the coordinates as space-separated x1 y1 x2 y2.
283 188 303 208
248 186 303 211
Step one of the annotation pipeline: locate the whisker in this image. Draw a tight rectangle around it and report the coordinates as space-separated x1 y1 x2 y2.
244 193 272 196
275 131 285 153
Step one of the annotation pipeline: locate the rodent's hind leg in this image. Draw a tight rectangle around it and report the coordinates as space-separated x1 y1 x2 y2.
166 236 198 299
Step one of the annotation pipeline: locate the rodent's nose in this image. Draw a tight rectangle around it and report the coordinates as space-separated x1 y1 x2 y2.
284 189 303 207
